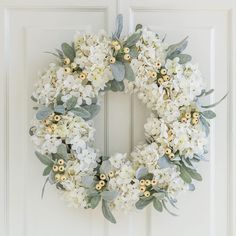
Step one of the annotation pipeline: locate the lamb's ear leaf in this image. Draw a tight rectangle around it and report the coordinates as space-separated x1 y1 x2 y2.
102 200 116 224
110 61 125 81
200 116 210 136
43 166 52 176
124 31 142 47
169 54 191 64
162 200 178 216
101 190 119 202
166 36 188 59
179 166 192 184
35 151 54 166
54 105 65 114
36 107 53 120
136 167 148 180
89 194 101 209
61 42 75 61
57 144 67 159
82 104 100 120
100 160 112 174
124 62 135 81
201 110 216 119
135 196 154 210
113 14 123 39
201 93 228 108
135 24 142 31
41 177 49 199
110 80 125 92
153 198 163 212
66 96 77 110
71 107 91 119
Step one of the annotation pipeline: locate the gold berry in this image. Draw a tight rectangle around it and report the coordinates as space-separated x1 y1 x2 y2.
114 44 121 51
64 67 71 74
192 118 199 125
55 173 61 181
123 54 131 61
181 117 187 123
123 47 130 54
169 153 175 159
156 61 162 69
185 112 191 119
58 166 65 172
99 180 105 187
54 115 61 122
108 171 114 178
109 57 116 64
192 112 199 118
140 179 146 185
140 186 146 192
111 40 119 47
96 184 102 191
145 180 151 186
57 159 65 165
51 124 57 131
52 165 59 172
100 173 106 180
165 148 172 155
150 71 157 78
151 179 157 185
79 72 87 80
163 75 170 81
63 58 70 65
158 78 164 85
60 175 67 181
160 68 167 75
144 191 151 197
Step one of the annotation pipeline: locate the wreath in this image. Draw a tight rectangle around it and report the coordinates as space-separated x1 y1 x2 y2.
29 15 226 223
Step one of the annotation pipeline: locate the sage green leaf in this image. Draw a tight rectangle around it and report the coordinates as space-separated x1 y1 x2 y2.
101 190 118 202
174 54 192 64
158 156 172 169
200 116 210 136
125 31 142 47
41 177 49 199
48 171 55 184
201 110 216 119
135 24 142 31
113 14 123 39
182 164 202 181
57 144 67 159
124 62 135 81
204 89 214 96
153 198 163 212
110 61 125 81
90 195 101 209
162 200 178 216
154 192 165 200
66 96 77 110
166 36 188 58
54 105 65 114
36 107 53 120
55 49 64 59
71 107 90 119
56 93 63 105
179 166 192 184
61 42 75 61
201 93 228 108
81 176 94 187
129 47 139 58
82 104 100 120
100 160 112 174
31 95 37 102
135 167 148 180
102 200 116 223
110 80 125 92
35 151 54 166
135 196 154 210
43 166 52 176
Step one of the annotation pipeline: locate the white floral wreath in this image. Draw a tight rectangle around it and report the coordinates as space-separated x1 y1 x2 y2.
29 15 226 223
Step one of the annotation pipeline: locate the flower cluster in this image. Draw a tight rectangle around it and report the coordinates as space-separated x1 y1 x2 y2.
30 15 222 224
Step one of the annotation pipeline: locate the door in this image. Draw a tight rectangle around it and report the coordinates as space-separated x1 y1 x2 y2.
0 0 235 236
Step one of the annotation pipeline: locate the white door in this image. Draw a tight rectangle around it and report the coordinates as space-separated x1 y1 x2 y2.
0 0 235 236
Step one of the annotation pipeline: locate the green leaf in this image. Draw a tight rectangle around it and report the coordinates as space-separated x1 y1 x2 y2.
31 95 38 102
153 198 163 212
135 167 148 180
57 144 67 159
135 197 154 210
54 105 65 114
201 93 228 109
101 190 118 202
110 61 125 81
35 151 54 166
201 110 216 119
102 200 116 224
124 31 142 47
66 96 77 110
113 14 123 39
166 36 188 59
55 49 64 59
81 175 94 187
171 54 192 64
179 166 192 184
41 177 49 199
89 195 101 209
71 107 91 119
36 107 53 120
204 89 214 96
182 164 202 181
82 104 100 120
124 62 135 81
109 80 125 92
129 47 139 58
43 166 52 176
100 160 112 174
61 42 75 61
135 24 142 31
56 93 63 105
200 116 210 136
162 200 178 216
158 156 173 169
154 192 165 200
